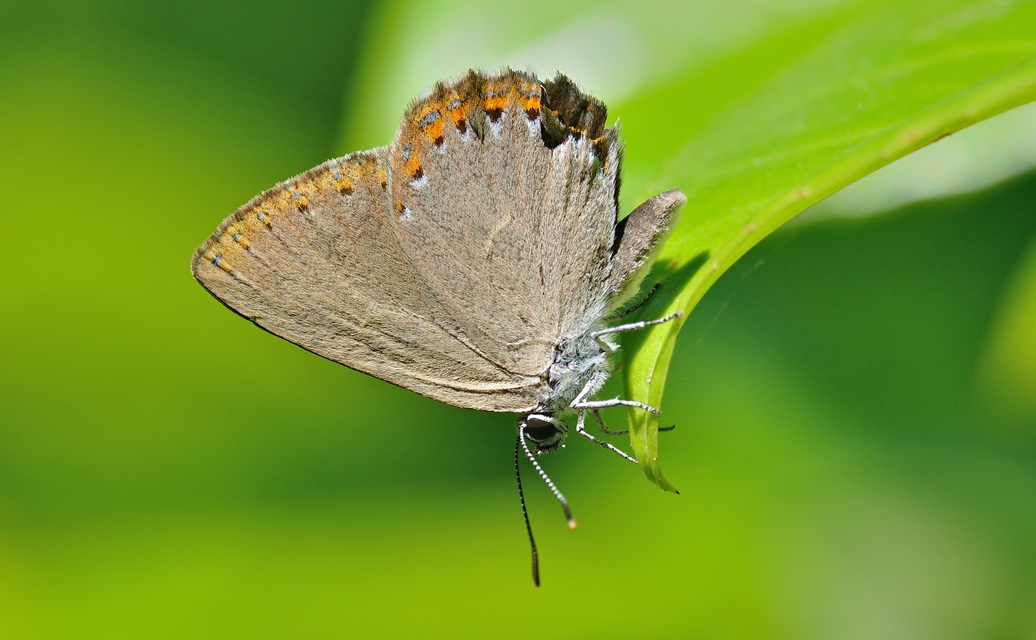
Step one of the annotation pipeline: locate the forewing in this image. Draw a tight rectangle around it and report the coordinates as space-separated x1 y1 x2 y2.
191 149 542 412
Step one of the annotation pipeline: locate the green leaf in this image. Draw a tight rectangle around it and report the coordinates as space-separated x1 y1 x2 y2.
621 1 1036 490
344 0 1036 490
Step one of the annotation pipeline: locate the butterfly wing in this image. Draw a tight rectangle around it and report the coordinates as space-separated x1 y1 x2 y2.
384 71 621 380
607 189 686 310
191 149 544 412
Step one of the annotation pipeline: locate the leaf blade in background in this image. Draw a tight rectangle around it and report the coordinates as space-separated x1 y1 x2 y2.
622 1 1036 488
336 0 1035 487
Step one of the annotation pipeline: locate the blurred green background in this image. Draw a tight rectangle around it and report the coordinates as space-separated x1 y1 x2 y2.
2 0 1035 638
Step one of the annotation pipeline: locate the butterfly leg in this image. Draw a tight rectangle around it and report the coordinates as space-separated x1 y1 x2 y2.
591 311 682 348
574 410 637 463
592 408 627 435
572 390 661 415
613 282 660 319
578 310 683 408
592 408 677 436
570 311 682 460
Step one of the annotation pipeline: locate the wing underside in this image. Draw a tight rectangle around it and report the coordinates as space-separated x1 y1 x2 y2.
192 70 626 414
192 149 543 412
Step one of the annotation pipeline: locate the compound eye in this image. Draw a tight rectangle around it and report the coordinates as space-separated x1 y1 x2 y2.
521 415 559 443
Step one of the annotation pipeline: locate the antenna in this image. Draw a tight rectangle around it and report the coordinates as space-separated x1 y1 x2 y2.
518 425 576 528
514 425 578 586
514 436 540 587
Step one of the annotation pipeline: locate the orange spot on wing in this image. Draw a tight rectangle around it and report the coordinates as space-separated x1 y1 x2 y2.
226 224 250 250
203 248 234 274
401 149 423 180
332 171 353 195
287 187 309 212
404 158 422 180
445 95 468 134
518 79 542 119
480 79 515 121
376 163 388 190
416 106 446 146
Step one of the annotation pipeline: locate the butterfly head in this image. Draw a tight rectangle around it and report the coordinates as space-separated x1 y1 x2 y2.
518 413 568 454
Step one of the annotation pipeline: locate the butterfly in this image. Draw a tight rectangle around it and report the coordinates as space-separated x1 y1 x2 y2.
192 69 684 585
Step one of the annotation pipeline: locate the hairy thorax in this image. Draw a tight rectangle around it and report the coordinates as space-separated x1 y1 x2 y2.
540 327 614 414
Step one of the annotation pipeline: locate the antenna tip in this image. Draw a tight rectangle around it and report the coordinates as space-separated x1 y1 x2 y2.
568 517 577 530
